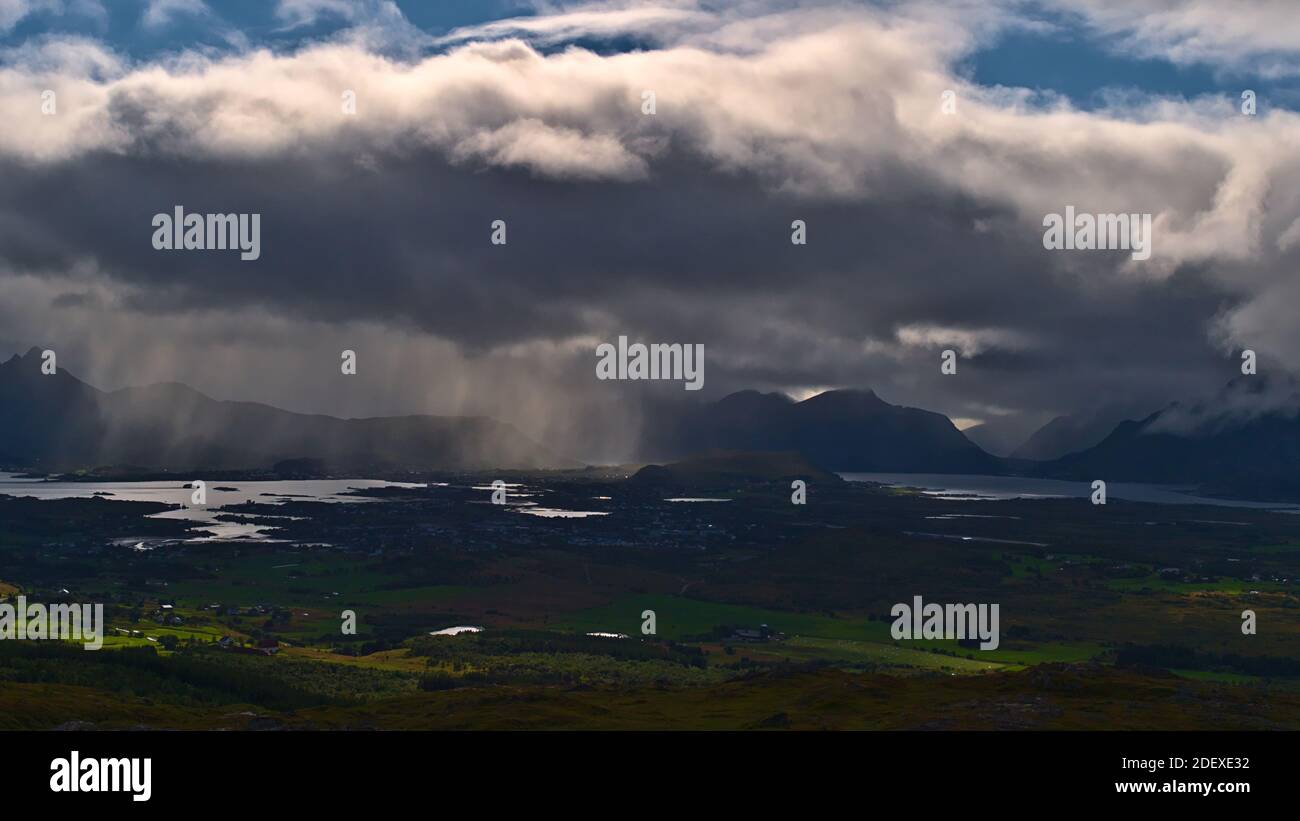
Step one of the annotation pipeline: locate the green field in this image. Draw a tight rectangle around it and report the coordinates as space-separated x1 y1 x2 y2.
553 593 891 642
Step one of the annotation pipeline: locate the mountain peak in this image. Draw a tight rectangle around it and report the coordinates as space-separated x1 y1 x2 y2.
638 384 1000 473
717 389 795 407
3 346 46 367
797 387 884 407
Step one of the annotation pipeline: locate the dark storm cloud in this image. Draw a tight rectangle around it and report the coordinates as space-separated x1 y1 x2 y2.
0 143 1241 420
1 2 1298 460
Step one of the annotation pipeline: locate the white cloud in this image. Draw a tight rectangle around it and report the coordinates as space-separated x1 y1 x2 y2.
435 3 712 47
141 0 211 30
451 117 649 180
275 0 364 28
4 0 1300 386
0 0 33 31
2 5 1297 273
0 0 73 32
896 324 1034 358
1048 0 1300 77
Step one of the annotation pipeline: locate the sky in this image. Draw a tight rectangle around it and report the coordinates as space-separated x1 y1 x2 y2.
2 0 1300 461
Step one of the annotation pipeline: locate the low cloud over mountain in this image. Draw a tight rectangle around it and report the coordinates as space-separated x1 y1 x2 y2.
0 348 566 472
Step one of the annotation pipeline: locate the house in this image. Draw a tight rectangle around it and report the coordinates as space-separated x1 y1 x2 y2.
730 624 773 642
256 638 280 656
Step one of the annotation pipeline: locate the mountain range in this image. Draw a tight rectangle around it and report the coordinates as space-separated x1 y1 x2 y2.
5 346 1300 500
638 388 1003 474
1010 400 1160 461
636 377 1300 501
1038 376 1300 500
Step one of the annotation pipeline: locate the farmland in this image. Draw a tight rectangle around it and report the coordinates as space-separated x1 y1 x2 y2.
2 471 1300 729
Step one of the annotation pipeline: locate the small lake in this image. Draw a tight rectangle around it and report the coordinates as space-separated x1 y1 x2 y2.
840 472 1300 511
0 473 424 541
517 508 610 518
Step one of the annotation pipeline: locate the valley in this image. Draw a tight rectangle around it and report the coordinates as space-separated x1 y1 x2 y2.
3 462 1298 729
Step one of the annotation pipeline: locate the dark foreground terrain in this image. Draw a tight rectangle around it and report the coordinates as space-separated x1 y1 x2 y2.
2 461 1298 730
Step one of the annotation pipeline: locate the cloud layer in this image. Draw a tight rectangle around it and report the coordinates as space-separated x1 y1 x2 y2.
2 0 1299 460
